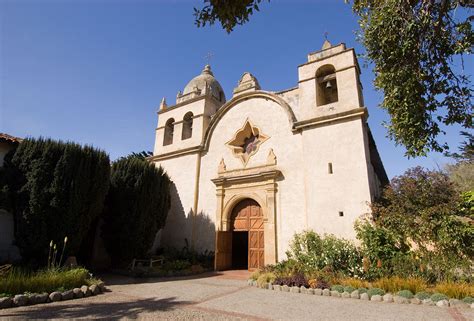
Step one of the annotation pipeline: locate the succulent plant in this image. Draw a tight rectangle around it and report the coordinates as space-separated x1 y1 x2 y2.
397 290 414 299
415 291 431 300
367 288 385 298
430 293 448 302
331 285 344 293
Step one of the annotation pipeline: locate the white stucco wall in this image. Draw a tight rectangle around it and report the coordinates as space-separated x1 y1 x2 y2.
198 97 307 259
301 117 372 240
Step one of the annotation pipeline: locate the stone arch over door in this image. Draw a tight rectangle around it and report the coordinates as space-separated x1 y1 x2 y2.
213 167 280 271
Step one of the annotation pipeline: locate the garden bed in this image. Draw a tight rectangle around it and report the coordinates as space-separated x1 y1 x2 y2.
248 279 474 309
0 267 107 309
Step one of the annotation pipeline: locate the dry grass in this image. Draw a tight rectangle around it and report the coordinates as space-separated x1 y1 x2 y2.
432 282 474 299
372 276 427 294
337 277 371 289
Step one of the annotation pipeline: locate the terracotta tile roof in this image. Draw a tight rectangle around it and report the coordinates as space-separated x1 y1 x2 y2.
0 133 23 144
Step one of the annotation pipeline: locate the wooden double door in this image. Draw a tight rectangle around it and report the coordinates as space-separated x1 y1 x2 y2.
215 199 264 271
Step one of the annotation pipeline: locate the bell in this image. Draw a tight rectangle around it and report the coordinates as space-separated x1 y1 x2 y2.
325 81 332 89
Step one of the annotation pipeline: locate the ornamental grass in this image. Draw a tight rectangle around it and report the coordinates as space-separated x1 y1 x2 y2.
0 267 97 296
372 276 427 294
432 281 474 300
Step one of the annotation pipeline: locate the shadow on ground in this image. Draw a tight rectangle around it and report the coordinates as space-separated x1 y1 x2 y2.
100 271 226 286
0 296 192 319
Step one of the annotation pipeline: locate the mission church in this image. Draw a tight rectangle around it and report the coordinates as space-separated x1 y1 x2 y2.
149 41 388 271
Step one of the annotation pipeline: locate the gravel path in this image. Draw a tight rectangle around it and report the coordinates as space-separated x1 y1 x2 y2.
0 271 472 320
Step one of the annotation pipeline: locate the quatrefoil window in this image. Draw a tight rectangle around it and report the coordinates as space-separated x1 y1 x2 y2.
226 119 269 166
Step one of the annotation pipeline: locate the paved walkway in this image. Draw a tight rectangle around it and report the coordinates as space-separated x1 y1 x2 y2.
0 271 473 320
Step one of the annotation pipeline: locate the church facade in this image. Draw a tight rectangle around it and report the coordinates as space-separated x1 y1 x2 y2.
149 41 388 271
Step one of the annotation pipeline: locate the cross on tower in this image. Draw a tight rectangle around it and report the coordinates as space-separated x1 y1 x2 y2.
324 31 329 41
204 52 214 65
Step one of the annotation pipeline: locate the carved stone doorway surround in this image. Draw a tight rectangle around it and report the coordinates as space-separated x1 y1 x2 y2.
212 155 280 269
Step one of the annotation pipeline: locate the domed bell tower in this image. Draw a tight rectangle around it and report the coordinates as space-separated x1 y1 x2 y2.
153 65 226 156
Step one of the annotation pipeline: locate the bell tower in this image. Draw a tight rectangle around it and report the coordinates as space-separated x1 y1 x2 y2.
296 41 365 122
153 65 226 157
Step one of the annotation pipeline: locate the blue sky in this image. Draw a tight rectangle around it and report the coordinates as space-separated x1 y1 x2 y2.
1 0 470 178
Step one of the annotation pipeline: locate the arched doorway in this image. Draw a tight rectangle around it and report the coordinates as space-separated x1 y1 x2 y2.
230 199 264 270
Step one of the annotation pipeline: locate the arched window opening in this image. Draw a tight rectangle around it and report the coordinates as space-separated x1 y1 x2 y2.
182 112 193 140
316 64 338 106
163 118 175 146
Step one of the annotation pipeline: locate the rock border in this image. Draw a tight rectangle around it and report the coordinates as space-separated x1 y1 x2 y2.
0 282 107 310
247 280 474 309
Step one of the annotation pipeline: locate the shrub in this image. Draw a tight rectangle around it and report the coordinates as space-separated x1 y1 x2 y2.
3 138 110 265
162 242 214 269
357 287 368 294
344 286 355 293
462 296 474 304
274 272 307 287
268 259 301 278
415 291 432 300
361 167 473 282
367 288 385 298
0 267 93 296
102 156 171 265
430 293 448 302
433 281 474 299
286 231 363 277
331 285 344 293
162 260 191 271
397 290 414 299
308 278 330 289
372 276 427 294
256 272 276 288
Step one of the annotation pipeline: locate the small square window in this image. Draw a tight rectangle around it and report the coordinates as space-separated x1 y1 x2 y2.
339 211 344 217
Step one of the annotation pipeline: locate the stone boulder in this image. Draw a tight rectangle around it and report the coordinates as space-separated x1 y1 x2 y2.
290 286 300 293
436 299 449 307
330 290 341 297
49 292 62 302
350 290 360 299
305 288 315 295
81 285 92 297
449 299 468 308
273 285 281 291
313 288 322 296
13 294 28 306
322 289 331 296
341 292 350 299
0 297 12 309
62 290 74 300
422 299 435 306
371 295 382 302
282 285 290 292
73 288 84 298
411 298 421 305
394 296 410 304
383 294 393 303
360 293 369 300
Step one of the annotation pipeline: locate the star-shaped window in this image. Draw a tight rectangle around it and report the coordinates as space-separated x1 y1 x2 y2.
226 119 269 166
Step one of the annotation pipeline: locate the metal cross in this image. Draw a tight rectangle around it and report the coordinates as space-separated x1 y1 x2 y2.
324 31 329 41
204 52 214 64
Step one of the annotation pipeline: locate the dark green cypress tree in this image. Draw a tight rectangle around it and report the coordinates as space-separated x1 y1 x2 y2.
4 137 110 265
101 156 171 265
